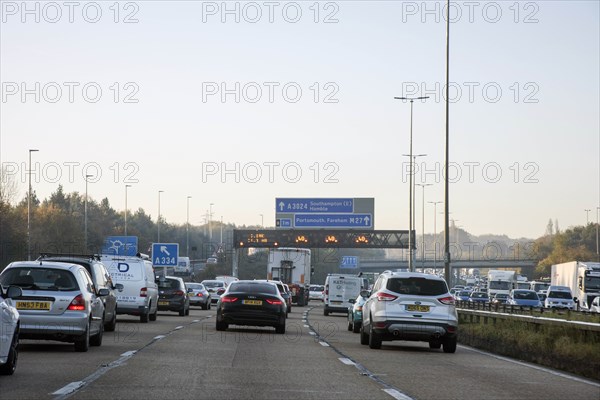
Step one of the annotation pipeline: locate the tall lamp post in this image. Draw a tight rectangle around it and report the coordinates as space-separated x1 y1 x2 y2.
124 184 131 235
416 183 432 268
157 190 164 242
84 174 93 251
443 0 452 287
209 203 214 242
428 201 442 272
395 96 429 272
585 209 591 225
27 149 39 260
260 214 264 228
402 153 427 270
186 196 192 257
220 216 223 244
596 207 599 262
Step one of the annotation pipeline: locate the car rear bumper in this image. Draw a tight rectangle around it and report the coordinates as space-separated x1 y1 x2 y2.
189 297 208 305
157 298 186 311
19 313 89 338
117 304 149 316
373 320 458 341
220 310 285 327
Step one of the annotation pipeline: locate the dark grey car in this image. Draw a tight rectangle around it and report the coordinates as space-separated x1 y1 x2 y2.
38 254 123 331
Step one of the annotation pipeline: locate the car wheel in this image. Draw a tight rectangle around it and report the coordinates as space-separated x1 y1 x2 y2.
140 310 149 323
429 340 442 349
179 306 186 316
368 321 382 349
323 308 329 316
275 318 286 334
105 310 117 332
442 336 457 353
207 302 211 310
360 323 369 345
185 306 190 316
90 319 104 347
74 321 90 352
0 327 18 375
201 302 207 310
149 305 158 321
347 320 353 331
353 322 361 334
216 318 228 331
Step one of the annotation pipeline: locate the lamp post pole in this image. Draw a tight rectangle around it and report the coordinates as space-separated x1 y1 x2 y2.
125 184 131 236
443 0 452 287
158 190 164 242
416 183 432 269
209 203 214 242
84 174 93 251
187 196 192 257
260 214 264 228
27 149 39 261
428 201 442 273
585 209 591 225
395 96 429 272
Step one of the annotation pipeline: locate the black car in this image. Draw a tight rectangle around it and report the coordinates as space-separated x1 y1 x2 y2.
156 276 190 316
254 279 291 316
38 253 123 331
216 281 287 334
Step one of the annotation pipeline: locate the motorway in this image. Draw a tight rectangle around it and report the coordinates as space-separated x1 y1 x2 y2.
1 301 599 400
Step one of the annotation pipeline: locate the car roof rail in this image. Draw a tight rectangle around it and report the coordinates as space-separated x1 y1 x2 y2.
38 252 101 261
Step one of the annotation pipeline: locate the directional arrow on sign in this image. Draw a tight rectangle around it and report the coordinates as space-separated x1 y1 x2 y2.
278 201 285 211
160 246 170 256
364 216 370 226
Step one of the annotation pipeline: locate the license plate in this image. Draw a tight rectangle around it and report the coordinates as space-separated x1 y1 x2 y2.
158 301 170 306
16 301 51 310
331 301 342 304
406 304 430 312
242 300 262 305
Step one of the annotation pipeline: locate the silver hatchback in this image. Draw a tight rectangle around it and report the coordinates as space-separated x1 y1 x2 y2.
0 261 107 352
361 271 458 353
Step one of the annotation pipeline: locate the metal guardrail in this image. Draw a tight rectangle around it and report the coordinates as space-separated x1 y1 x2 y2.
456 301 600 332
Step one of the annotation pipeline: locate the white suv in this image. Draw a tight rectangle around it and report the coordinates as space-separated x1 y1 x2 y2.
361 271 458 353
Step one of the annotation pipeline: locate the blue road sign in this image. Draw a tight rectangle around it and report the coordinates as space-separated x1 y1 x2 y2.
101 236 138 256
276 218 292 228
276 198 353 214
152 243 179 266
340 256 358 269
294 214 372 228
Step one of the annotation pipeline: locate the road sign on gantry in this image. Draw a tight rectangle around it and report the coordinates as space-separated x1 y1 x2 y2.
275 198 375 230
152 243 179 266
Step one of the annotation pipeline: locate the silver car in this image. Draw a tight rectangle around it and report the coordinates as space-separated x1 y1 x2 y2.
185 283 211 309
201 280 227 304
361 271 458 353
0 285 21 375
0 261 107 352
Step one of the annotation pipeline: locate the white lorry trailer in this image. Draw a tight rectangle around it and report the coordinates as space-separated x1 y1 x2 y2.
487 270 517 298
551 261 600 310
267 248 312 306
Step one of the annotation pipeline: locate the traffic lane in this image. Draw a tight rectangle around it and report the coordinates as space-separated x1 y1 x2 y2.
0 310 211 399
70 308 391 400
308 305 600 400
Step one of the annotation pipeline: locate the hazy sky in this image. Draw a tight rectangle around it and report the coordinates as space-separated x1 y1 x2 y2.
1 1 598 239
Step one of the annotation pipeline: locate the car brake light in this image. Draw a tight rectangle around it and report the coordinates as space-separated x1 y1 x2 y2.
140 287 147 297
174 290 185 296
438 296 455 305
196 293 204 297
266 299 283 305
67 294 86 311
221 296 237 303
325 287 329 295
356 306 363 311
376 292 397 301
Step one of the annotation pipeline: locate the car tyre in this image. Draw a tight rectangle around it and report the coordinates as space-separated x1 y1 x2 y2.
216 318 228 331
0 327 18 375
90 320 103 347
353 322 361 334
347 320 353 331
368 322 382 349
149 305 158 321
442 336 457 353
360 323 369 345
179 306 186 316
429 340 442 349
201 302 207 310
105 310 117 332
74 322 90 352
275 318 286 334
323 308 329 316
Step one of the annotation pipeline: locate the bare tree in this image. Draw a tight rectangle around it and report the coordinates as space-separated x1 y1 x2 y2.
0 165 19 204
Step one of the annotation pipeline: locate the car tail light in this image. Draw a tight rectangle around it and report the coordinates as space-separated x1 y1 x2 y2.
217 288 226 295
221 296 237 303
325 287 329 295
174 290 185 296
266 299 283 305
140 287 148 297
67 294 86 311
376 292 397 301
438 296 455 305
446 326 456 333
196 293 204 297
356 306 363 311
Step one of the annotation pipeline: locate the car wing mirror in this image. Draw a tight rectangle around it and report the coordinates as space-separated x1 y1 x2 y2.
360 290 370 298
114 283 124 292
348 299 355 304
98 288 110 297
7 286 22 299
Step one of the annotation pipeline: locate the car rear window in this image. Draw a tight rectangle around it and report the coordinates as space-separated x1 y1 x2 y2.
0 267 78 291
229 283 277 294
514 291 538 300
547 291 571 299
203 281 224 288
157 279 181 289
387 277 448 296
186 283 204 290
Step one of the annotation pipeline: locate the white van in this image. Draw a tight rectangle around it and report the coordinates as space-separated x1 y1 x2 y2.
544 285 575 310
323 274 363 316
101 254 159 323
174 256 191 275
215 275 239 287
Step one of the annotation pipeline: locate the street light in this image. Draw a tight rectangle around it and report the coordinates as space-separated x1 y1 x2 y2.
27 149 39 261
395 96 429 272
428 201 442 272
84 174 93 251
416 183 432 268
402 152 427 270
209 203 214 242
186 196 192 257
124 184 131 236
596 207 599 262
220 215 224 244
443 0 452 287
157 190 164 242
260 214 264 228
585 209 591 225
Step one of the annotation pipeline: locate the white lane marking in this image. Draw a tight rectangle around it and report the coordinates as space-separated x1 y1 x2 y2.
383 388 415 400
303 324 310 328
153 335 166 340
174 326 184 330
309 331 316 335
120 350 137 357
460 345 600 388
51 382 84 396
319 341 329 347
192 319 200 323
339 357 355 366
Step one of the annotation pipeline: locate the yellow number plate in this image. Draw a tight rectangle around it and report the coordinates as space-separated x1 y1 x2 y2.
242 300 263 305
406 304 430 312
158 301 170 306
16 301 51 310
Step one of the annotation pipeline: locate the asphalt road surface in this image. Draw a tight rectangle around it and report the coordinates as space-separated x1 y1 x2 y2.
1 301 599 400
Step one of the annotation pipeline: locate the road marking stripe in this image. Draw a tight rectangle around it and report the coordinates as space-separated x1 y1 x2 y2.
339 357 355 365
383 388 414 400
51 382 84 396
319 341 330 347
174 326 184 330
309 331 316 335
153 335 166 340
303 324 310 328
120 350 137 357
